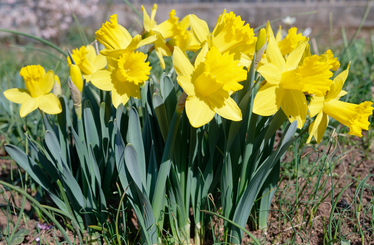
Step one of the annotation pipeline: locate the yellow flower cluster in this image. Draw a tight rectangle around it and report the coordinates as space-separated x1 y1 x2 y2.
3 5 372 142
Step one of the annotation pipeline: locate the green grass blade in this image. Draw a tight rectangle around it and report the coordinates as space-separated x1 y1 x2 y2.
121 0 142 19
0 180 72 245
0 29 67 56
201 210 261 245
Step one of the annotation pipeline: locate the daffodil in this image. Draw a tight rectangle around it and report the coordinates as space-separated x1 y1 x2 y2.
307 63 373 143
142 4 183 69
67 45 107 82
253 35 333 128
166 15 201 53
189 10 257 60
265 22 307 57
277 27 307 56
95 14 156 58
90 51 151 108
4 65 62 117
173 44 247 128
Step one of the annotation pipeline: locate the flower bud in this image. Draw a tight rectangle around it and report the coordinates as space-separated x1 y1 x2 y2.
68 76 82 119
53 75 62 97
256 28 266 52
70 64 84 93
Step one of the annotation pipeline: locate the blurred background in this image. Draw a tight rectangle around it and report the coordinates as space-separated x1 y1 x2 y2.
0 0 373 44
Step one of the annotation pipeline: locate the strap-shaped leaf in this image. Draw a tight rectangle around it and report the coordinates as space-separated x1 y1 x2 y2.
229 121 298 243
127 108 146 187
5 144 55 194
160 73 177 125
83 100 100 159
153 94 169 142
124 144 146 194
57 96 71 167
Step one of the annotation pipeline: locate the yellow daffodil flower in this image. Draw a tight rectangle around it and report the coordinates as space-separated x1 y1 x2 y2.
95 14 156 58
253 35 333 128
173 44 247 128
278 27 307 56
167 15 201 53
4 65 62 117
67 45 107 82
90 51 151 108
142 4 183 69
189 10 257 60
307 63 373 143
266 22 306 56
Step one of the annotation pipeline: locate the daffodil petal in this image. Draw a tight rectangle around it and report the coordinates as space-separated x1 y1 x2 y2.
20 97 39 117
138 35 157 48
308 95 324 118
307 111 328 143
336 90 347 100
42 70 55 94
208 90 242 121
142 5 152 32
194 42 209 69
3 88 31 104
94 54 107 71
257 63 281 85
238 53 251 68
326 63 350 101
111 81 140 108
266 35 286 71
173 46 194 77
281 90 307 129
83 74 92 83
39 93 62 115
177 76 195 96
286 38 308 71
91 70 113 91
186 95 215 128
100 48 127 58
253 83 282 116
189 14 209 44
127 35 143 51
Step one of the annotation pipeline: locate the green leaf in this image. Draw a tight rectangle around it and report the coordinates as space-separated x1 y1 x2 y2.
127 108 146 187
0 29 67 56
229 121 298 243
83 100 100 159
4 144 55 194
44 130 64 172
258 160 279 230
124 144 146 193
152 111 182 222
7 229 29 245
57 96 71 168
153 94 169 142
160 73 177 125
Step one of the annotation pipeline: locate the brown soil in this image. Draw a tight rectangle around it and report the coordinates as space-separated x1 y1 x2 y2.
241 132 374 245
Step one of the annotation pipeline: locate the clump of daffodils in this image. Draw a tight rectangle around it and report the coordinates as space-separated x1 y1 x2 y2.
3 5 373 142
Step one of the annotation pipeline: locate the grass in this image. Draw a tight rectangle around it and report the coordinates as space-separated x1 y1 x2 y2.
0 14 374 245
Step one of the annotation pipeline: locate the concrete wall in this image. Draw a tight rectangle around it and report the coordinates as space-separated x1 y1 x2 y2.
93 2 374 32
